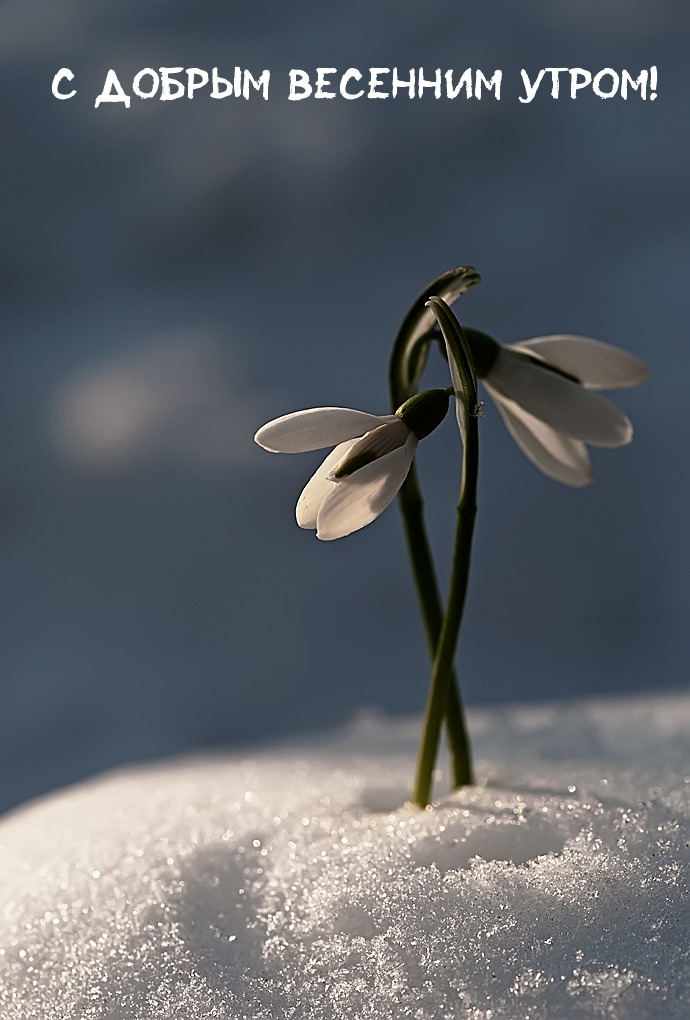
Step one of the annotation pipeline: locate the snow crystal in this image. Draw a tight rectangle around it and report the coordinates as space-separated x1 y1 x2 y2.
1 692 690 1018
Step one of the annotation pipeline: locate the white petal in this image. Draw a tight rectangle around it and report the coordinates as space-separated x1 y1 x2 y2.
485 382 592 487
254 407 393 453
316 434 418 541
509 335 651 390
296 440 359 529
487 349 632 447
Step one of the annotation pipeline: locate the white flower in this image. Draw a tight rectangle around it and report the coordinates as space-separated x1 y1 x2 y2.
465 330 651 487
255 392 450 540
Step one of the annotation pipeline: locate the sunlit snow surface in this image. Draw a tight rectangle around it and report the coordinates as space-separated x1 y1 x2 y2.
2 694 690 1019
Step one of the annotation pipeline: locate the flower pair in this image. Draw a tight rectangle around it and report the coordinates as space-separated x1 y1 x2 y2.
255 329 649 540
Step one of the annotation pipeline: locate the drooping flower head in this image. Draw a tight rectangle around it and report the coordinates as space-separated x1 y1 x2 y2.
459 327 650 486
254 388 451 540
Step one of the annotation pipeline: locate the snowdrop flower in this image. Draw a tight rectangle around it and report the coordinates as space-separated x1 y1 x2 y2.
462 328 651 487
254 389 451 540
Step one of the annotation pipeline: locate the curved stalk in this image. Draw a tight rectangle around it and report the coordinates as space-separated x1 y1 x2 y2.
412 298 479 808
389 268 479 791
389 266 481 407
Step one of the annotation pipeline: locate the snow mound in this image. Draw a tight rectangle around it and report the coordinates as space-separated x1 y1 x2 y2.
1 692 690 1019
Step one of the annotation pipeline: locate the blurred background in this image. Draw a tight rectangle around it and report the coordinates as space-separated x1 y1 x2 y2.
0 0 687 813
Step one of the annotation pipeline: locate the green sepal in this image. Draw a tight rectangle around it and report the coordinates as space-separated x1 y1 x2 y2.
396 388 451 440
456 327 500 378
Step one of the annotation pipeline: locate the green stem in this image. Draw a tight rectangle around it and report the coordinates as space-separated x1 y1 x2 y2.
412 298 479 808
388 268 480 796
397 465 473 788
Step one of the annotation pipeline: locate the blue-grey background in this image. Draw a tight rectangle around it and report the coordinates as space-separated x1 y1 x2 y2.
0 0 687 813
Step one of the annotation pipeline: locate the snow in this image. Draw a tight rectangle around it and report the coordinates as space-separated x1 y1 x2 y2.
1 692 690 1019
